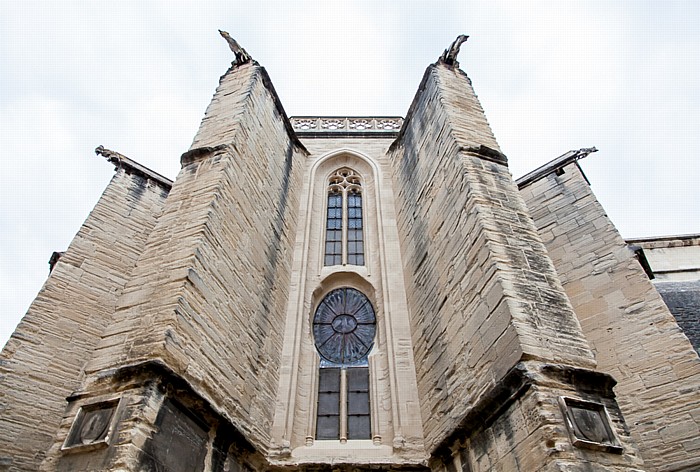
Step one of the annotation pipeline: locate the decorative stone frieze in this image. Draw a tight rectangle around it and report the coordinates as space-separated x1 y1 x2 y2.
291 117 404 136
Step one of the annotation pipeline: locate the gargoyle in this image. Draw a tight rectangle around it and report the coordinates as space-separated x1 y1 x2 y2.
95 145 124 167
219 30 252 66
576 147 599 158
95 145 118 160
440 34 469 67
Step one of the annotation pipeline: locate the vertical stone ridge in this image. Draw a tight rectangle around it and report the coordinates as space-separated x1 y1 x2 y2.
189 62 258 150
72 61 306 457
389 61 601 460
0 169 168 471
434 64 501 153
190 61 305 155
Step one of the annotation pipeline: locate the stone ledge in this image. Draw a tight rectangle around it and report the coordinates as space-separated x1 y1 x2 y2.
516 147 597 190
95 145 173 189
431 362 532 462
67 359 256 453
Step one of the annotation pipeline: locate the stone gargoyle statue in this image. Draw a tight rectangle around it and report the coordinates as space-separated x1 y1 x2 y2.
439 34 469 67
219 30 252 66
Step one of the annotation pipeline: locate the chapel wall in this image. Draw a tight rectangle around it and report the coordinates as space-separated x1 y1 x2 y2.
269 134 426 463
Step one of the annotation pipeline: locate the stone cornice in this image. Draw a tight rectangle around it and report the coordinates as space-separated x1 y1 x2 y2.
290 116 403 138
95 145 173 189
516 147 598 190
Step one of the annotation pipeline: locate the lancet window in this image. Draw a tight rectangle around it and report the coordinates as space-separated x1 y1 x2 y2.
313 287 375 440
324 169 364 266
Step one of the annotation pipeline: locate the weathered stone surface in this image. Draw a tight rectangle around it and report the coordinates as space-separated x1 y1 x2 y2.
432 362 644 472
71 62 307 458
519 162 700 471
268 135 426 465
389 62 602 465
0 169 168 471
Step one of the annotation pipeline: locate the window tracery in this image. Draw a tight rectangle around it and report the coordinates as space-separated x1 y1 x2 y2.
324 169 364 267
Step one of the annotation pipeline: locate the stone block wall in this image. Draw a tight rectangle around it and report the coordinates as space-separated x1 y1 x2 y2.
0 168 169 471
519 162 700 471
389 62 604 464
432 362 644 472
68 62 307 460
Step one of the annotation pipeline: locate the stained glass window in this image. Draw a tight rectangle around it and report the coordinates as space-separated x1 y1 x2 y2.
314 288 375 441
347 192 364 266
313 288 376 365
323 169 364 267
346 367 370 439
324 192 343 266
316 368 341 439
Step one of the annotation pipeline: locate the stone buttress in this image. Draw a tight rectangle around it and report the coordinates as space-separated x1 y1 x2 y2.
40 61 308 471
5 36 692 472
388 60 646 471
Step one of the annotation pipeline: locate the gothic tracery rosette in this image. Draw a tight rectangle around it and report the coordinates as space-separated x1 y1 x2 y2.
313 288 376 365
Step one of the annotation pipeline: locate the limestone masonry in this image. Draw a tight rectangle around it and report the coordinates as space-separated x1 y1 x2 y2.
1 36 698 472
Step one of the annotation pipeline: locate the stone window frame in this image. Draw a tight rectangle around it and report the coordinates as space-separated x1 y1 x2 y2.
312 287 376 442
323 167 365 267
273 149 419 454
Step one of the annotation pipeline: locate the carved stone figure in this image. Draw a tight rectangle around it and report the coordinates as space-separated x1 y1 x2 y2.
219 29 252 66
439 34 469 66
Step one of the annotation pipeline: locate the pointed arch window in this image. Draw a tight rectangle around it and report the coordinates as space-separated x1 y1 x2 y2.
313 288 375 441
324 169 364 266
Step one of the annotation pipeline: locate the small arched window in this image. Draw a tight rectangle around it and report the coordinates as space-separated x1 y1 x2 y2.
324 169 364 266
313 288 375 441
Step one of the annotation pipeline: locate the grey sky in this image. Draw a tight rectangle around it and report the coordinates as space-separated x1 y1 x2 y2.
1 1 699 348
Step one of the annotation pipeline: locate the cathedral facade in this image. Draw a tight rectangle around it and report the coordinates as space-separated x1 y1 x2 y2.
1 37 699 472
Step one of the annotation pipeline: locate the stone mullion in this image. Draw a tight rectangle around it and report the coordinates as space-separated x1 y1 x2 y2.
339 367 348 443
342 188 349 265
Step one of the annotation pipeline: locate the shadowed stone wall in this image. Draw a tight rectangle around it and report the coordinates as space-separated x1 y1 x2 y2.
519 161 700 471
0 168 169 471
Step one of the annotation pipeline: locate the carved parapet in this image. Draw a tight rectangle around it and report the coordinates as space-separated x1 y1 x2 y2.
290 116 403 137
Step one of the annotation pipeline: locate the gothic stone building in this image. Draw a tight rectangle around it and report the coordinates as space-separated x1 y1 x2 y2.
1 37 699 472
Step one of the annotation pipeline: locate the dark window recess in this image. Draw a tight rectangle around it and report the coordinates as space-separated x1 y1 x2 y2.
324 192 343 266
346 367 371 439
630 245 655 280
347 192 364 266
316 368 341 439
313 289 376 440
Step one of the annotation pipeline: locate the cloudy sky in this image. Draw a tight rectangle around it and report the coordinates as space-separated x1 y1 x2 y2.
1 1 699 347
